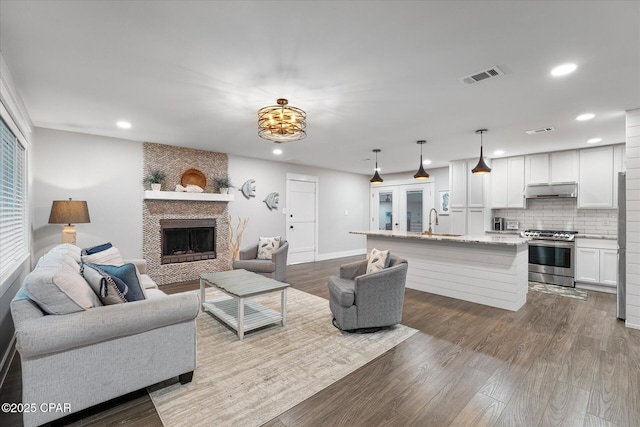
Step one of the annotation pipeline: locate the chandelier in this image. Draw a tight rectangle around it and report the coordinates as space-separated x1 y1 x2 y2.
258 98 306 143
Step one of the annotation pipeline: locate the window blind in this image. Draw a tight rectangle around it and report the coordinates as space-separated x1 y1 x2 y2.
0 116 26 276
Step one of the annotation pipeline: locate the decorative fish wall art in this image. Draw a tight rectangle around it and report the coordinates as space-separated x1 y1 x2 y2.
264 192 279 210
241 179 256 199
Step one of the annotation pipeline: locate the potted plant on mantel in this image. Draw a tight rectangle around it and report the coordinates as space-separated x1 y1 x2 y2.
143 170 166 191
213 176 234 194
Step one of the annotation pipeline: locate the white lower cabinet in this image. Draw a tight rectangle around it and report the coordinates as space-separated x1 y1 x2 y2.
575 238 617 293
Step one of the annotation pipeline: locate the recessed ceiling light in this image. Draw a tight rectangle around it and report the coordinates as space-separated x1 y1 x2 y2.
587 138 602 144
576 113 595 121
273 148 283 155
493 150 505 156
551 63 577 76
422 159 432 165
116 121 131 129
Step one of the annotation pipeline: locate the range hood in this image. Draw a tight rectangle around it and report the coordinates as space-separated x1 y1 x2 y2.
524 183 578 199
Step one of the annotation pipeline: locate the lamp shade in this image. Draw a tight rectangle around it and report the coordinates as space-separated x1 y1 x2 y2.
48 199 90 225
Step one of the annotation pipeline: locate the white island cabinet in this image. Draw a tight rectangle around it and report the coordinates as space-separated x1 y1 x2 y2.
351 230 529 311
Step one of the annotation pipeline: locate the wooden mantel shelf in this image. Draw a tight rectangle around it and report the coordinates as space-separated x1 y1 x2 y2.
143 191 234 202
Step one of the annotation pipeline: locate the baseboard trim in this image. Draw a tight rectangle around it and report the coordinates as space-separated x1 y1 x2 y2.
315 249 366 262
626 321 640 330
0 335 16 392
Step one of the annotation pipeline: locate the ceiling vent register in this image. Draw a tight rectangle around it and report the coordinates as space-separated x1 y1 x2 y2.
525 127 555 135
459 66 504 85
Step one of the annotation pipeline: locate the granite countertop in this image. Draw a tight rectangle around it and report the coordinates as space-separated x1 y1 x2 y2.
350 230 529 247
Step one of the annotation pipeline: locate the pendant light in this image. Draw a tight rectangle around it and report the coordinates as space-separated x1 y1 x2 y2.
413 140 430 180
471 129 491 174
370 149 383 183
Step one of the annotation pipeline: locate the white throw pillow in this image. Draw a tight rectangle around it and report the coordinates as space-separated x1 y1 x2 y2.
257 236 281 260
81 246 124 265
367 248 390 274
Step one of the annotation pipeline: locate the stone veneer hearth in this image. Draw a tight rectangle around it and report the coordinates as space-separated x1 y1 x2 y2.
143 142 231 285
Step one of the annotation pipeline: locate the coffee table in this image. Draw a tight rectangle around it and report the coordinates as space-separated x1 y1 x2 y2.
200 269 290 340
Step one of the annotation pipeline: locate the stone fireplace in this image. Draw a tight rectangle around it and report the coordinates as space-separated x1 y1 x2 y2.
143 142 231 285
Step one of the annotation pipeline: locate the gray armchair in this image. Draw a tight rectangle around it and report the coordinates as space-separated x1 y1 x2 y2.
328 254 408 331
232 240 289 282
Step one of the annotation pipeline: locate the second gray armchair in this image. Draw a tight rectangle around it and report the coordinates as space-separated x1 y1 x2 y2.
232 240 289 282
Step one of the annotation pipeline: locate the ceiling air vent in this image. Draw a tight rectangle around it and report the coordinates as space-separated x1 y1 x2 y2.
459 66 504 85
525 127 555 135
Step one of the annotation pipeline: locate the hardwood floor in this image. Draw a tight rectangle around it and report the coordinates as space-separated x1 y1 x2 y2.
2 255 639 427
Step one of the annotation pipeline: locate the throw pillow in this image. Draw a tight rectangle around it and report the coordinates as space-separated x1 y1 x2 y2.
81 246 124 265
81 263 146 305
257 236 281 260
82 242 113 255
366 248 390 274
23 267 103 315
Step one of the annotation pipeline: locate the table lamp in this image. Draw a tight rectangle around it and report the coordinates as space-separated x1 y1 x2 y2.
48 198 91 244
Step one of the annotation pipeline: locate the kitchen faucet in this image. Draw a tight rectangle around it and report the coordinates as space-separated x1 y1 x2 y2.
427 208 439 235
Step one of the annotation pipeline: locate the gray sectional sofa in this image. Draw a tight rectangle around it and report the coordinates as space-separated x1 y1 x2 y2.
10 244 200 427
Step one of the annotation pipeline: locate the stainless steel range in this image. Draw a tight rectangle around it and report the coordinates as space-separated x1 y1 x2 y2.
521 229 578 287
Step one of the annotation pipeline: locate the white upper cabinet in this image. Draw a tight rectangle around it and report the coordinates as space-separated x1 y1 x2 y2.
525 150 578 185
449 160 468 208
550 150 578 183
490 156 525 208
525 153 549 184
490 158 508 208
578 146 614 209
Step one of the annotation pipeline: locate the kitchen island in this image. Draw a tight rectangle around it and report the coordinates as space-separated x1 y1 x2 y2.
351 230 530 311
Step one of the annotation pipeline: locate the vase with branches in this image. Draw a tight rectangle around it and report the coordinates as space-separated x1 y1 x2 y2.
228 215 249 261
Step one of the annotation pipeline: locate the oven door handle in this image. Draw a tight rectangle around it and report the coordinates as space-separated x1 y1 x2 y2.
527 240 575 248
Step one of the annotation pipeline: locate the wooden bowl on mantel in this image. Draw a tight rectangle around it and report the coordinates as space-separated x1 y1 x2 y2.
180 168 207 189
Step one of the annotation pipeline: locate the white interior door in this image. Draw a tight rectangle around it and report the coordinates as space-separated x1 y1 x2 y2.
287 177 317 264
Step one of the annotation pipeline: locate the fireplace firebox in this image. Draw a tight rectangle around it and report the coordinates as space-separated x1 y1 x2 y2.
160 219 216 264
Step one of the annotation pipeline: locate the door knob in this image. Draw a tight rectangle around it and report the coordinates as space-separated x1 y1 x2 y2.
290 225 294 229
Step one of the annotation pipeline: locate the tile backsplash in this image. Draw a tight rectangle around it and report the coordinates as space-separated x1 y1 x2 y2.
493 198 617 236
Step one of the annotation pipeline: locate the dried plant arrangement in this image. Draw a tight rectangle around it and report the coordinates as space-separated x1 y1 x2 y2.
228 215 249 261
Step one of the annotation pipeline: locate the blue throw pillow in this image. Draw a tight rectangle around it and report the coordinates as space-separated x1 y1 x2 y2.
83 242 113 255
83 263 146 303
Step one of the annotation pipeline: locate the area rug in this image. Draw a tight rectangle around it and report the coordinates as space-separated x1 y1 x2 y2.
148 287 417 427
529 281 588 300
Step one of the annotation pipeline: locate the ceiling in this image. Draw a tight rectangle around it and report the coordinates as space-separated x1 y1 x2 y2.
1 1 638 175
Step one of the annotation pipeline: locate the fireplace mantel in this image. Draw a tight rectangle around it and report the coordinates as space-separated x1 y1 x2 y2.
143 191 234 202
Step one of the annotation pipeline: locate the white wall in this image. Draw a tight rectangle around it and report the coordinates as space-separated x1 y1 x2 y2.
228 155 369 259
31 131 369 262
32 128 143 260
626 109 640 329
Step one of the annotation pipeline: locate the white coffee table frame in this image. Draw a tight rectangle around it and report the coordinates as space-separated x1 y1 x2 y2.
200 269 289 340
